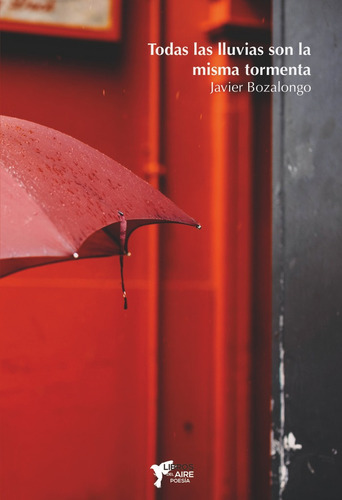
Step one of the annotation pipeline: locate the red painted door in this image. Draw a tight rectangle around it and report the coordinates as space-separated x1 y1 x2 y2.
0 0 271 498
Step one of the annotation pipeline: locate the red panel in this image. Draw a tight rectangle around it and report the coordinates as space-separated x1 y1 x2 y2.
158 2 271 500
0 276 152 499
0 2 157 499
0 0 271 498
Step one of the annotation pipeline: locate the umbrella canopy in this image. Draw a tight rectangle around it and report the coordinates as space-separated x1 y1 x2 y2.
0 116 200 305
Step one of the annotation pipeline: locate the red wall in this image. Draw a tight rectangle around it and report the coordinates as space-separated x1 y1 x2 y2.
0 1 271 498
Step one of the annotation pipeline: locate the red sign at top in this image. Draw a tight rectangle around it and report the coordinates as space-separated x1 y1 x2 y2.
0 0 121 41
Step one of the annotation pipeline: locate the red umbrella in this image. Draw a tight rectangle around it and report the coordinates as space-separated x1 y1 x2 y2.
0 115 200 308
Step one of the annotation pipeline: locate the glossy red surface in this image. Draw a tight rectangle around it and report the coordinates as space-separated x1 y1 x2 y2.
0 0 271 498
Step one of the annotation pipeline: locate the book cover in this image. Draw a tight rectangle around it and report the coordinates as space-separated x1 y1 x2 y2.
1 1 340 500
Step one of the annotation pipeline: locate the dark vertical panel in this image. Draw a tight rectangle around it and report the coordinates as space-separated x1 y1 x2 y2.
251 90 272 500
272 1 342 499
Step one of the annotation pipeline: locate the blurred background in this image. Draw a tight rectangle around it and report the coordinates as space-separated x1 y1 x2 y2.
0 1 271 499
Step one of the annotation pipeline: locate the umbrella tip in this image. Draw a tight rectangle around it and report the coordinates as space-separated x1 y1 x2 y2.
73 252 79 259
123 291 128 310
196 224 202 230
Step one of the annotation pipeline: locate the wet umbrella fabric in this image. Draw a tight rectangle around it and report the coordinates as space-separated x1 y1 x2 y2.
0 116 199 307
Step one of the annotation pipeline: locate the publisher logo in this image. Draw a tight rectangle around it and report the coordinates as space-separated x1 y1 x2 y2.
150 460 195 488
